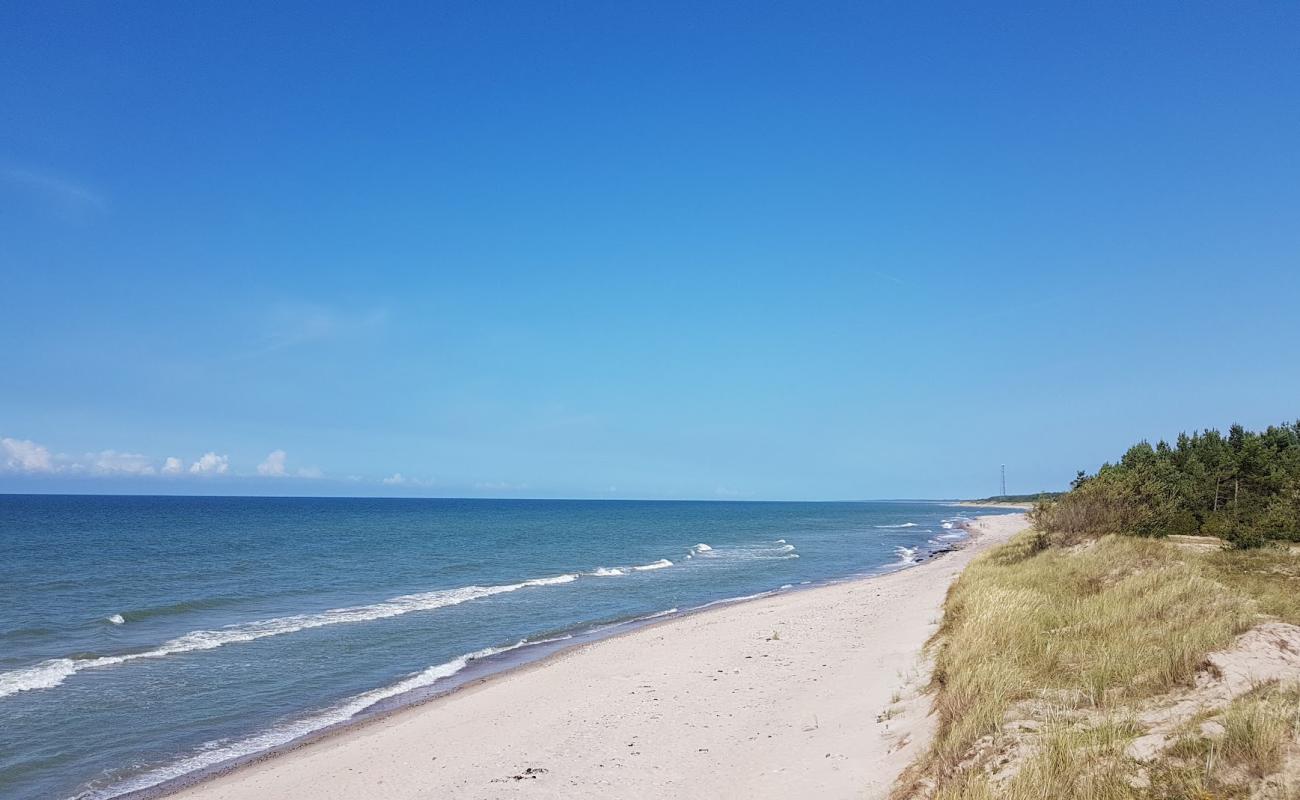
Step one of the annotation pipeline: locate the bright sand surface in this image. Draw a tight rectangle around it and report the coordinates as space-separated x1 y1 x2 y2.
170 513 1029 800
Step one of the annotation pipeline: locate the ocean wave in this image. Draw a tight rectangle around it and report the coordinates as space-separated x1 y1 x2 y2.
692 543 712 552
106 614 125 626
74 636 566 800
0 573 580 700
685 541 797 564
580 606 682 637
589 567 626 577
893 546 920 564
874 522 918 528
114 595 252 624
0 658 79 696
693 589 776 610
632 558 673 571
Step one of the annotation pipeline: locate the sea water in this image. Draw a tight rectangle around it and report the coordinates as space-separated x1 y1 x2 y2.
0 495 1008 799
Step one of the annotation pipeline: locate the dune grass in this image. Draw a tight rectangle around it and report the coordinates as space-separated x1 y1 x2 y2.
895 530 1267 799
1218 683 1300 778
1202 547 1300 626
924 533 1256 772
929 718 1142 800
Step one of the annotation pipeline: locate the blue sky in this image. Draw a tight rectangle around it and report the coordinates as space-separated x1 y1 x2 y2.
2 2 1298 499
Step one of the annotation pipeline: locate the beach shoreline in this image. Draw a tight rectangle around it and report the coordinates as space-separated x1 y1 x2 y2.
953 500 1037 510
155 512 1028 800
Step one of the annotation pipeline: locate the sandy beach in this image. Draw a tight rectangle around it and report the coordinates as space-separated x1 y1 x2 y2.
169 513 1028 800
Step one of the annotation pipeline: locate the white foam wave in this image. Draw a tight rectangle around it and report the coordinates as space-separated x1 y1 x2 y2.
106 614 125 625
893 546 920 565
874 522 918 528
632 558 673 571
76 637 560 800
940 521 954 529
0 573 580 700
692 543 712 552
589 567 626 577
0 658 78 696
681 541 796 565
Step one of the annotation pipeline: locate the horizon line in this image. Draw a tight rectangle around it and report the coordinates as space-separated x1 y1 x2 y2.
0 491 981 504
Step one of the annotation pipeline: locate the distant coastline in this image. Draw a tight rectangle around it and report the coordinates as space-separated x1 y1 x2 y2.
954 499 1037 509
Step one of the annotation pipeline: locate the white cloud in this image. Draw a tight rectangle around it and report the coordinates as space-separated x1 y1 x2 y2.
88 450 155 476
1 437 55 473
382 473 434 487
257 449 288 477
2 439 325 480
189 452 229 475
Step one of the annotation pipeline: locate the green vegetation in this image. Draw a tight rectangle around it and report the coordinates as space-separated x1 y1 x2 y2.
894 530 1300 800
1203 548 1300 625
973 492 1063 504
894 533 1256 799
1219 685 1300 778
895 422 1300 799
1035 421 1300 547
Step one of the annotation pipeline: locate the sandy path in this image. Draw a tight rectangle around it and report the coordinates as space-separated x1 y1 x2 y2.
171 513 1027 800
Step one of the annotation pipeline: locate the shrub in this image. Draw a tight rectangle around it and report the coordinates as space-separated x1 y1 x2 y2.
1041 422 1300 545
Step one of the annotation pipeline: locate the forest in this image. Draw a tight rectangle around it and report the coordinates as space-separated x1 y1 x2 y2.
1034 421 1300 547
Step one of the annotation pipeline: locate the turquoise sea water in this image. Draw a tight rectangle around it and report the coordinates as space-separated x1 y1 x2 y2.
0 496 1010 799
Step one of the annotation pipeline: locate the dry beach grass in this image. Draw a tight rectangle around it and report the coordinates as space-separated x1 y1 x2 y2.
894 527 1300 800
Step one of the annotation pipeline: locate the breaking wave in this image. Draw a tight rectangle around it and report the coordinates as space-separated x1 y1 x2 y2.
74 635 566 800
0 574 580 699
893 546 920 565
632 558 674 571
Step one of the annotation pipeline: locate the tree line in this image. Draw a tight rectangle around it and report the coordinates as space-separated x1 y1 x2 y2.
1035 421 1300 547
